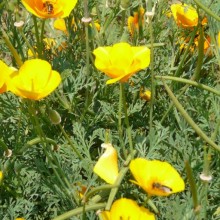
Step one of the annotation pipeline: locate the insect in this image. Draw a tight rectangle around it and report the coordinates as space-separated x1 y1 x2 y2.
152 182 173 193
43 1 54 14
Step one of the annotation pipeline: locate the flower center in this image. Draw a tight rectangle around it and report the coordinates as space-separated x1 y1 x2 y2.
152 182 172 193
43 1 55 14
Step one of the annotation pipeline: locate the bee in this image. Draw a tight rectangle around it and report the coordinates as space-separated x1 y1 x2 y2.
43 1 54 14
152 183 173 193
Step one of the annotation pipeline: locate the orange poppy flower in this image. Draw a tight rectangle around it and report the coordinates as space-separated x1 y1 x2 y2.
171 3 198 28
128 7 145 35
21 0 78 19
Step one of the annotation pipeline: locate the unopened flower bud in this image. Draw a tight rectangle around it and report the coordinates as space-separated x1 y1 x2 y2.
120 0 130 10
48 109 61 125
0 171 3 182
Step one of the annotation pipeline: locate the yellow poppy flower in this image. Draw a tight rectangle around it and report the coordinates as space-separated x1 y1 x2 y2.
15 218 25 220
8 59 61 100
171 3 198 28
54 18 67 32
93 143 119 184
21 0 78 19
0 171 3 182
0 60 16 94
99 198 155 220
128 7 145 35
54 18 77 34
129 158 185 196
93 42 150 84
194 35 211 55
140 88 151 101
90 21 101 32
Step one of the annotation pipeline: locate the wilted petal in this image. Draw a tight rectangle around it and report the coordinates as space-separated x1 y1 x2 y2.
0 60 16 93
93 143 119 184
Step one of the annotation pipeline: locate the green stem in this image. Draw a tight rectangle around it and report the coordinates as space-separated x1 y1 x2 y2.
18 137 57 154
119 83 127 158
193 0 220 22
84 184 119 203
202 119 220 218
0 139 9 151
163 80 220 152
121 83 133 155
185 160 200 217
26 101 77 204
40 20 45 46
192 25 204 81
1 28 23 67
55 90 71 110
105 150 136 210
83 0 90 76
119 10 126 37
155 76 220 96
148 13 155 138
19 29 37 57
145 43 165 48
58 124 84 160
32 16 41 57
174 27 198 78
52 203 106 220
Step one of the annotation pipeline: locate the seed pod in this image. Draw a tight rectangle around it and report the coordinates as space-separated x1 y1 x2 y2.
48 109 61 125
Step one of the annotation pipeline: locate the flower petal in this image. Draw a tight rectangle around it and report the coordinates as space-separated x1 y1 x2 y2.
93 42 150 84
129 158 185 196
0 60 16 93
100 198 155 220
21 0 77 19
93 143 119 184
171 3 198 28
9 59 61 100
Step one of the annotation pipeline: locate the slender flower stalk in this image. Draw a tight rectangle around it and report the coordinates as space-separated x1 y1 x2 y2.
1 28 23 67
58 124 83 160
121 83 133 155
118 83 126 158
26 100 78 205
155 75 220 96
193 0 220 22
185 160 200 216
163 80 220 152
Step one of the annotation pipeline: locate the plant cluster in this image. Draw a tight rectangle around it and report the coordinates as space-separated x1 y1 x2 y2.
0 0 220 219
